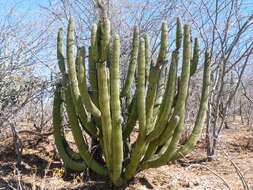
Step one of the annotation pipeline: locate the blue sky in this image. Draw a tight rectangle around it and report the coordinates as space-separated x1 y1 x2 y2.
0 0 44 16
0 0 252 78
0 0 56 79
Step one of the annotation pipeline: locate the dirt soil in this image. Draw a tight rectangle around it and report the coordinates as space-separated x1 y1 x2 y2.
0 119 252 190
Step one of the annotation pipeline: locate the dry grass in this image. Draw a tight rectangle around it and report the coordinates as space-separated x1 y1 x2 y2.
0 119 252 190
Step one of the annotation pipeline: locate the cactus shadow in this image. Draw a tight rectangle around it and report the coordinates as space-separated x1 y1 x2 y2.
139 177 154 189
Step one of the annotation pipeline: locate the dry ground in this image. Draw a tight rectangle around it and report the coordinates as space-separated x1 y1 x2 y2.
0 119 252 190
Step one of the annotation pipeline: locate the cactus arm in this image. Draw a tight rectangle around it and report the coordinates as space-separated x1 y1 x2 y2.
64 73 96 136
143 50 179 162
58 27 94 137
63 139 82 160
176 17 183 50
121 27 139 98
91 24 99 63
66 18 98 137
147 50 178 141
144 34 151 84
155 23 168 67
145 66 160 133
155 115 180 147
142 115 180 164
124 38 146 181
57 28 66 74
88 47 98 104
96 19 113 170
142 51 179 161
142 25 191 169
143 137 173 163
99 19 110 62
57 27 96 137
154 137 172 158
157 24 191 164
62 73 107 175
88 24 99 105
170 50 211 161
122 96 138 140
170 18 183 107
97 62 112 169
189 27 193 59
110 35 124 185
190 38 200 76
154 63 167 109
77 47 101 118
151 23 169 117
60 67 106 174
96 19 111 63
135 38 147 142
53 84 86 171
89 28 103 128
141 142 157 163
64 86 107 175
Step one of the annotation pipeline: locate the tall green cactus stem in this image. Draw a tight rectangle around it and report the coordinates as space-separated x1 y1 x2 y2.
96 19 113 171
144 34 151 84
57 28 65 74
190 38 200 76
88 24 99 105
57 20 105 175
122 96 138 140
156 23 168 67
53 17 211 186
66 18 97 137
143 51 178 162
146 18 182 141
99 19 111 62
121 27 139 100
110 35 123 185
176 17 183 50
124 38 146 181
53 84 86 171
77 47 101 118
141 24 192 169
145 66 160 133
171 49 211 161
150 23 169 120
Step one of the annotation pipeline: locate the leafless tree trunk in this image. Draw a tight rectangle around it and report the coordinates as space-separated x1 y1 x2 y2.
178 0 253 160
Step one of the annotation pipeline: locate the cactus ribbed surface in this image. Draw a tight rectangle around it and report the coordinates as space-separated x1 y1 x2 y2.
53 17 211 186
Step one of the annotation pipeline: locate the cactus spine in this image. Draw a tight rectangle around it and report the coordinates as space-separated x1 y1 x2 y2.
53 17 211 186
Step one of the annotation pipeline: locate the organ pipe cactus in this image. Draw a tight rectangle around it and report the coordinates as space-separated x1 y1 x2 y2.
53 17 211 186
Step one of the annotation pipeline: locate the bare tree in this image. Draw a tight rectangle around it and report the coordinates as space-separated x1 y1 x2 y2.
179 0 253 160
0 1 57 163
239 79 253 126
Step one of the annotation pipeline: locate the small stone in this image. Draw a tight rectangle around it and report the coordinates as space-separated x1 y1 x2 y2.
193 180 199 186
137 186 149 190
182 180 192 188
